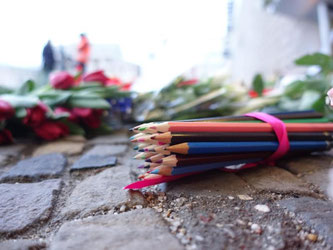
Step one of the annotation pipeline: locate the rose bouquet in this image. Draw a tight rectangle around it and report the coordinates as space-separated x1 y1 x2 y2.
0 70 131 144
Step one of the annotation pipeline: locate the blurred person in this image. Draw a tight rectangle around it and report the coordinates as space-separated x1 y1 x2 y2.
42 40 55 74
76 33 90 74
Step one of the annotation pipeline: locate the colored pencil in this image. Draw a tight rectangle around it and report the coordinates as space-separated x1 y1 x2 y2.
134 122 333 134
133 143 150 150
133 152 158 160
150 131 333 144
139 145 170 154
177 110 323 122
150 158 262 176
138 162 160 169
166 141 331 155
155 152 271 166
146 153 165 163
127 110 333 188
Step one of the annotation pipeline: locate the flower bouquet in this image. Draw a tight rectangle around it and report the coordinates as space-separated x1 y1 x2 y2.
0 70 131 144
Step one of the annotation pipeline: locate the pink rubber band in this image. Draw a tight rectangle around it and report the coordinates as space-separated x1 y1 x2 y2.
219 112 290 171
245 112 290 162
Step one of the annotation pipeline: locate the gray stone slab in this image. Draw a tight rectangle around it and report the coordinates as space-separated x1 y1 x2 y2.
278 155 332 174
0 144 25 158
0 239 46 250
238 166 312 195
62 166 146 218
302 168 332 196
71 154 117 171
0 179 62 233
279 197 333 246
86 144 127 156
165 170 252 196
33 140 85 157
51 208 183 250
0 153 67 182
0 144 26 167
88 132 128 145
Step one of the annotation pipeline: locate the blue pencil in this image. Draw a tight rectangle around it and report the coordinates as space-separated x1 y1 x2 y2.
166 141 331 155
150 158 262 176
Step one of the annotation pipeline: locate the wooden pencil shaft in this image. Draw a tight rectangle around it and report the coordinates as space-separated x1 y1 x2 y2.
154 132 333 144
155 158 261 176
160 152 271 166
177 110 323 122
167 141 331 155
152 122 333 133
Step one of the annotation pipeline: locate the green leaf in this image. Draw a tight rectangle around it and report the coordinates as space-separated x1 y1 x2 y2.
295 53 333 73
67 96 110 109
38 91 72 107
0 86 13 95
0 94 38 108
15 108 27 118
252 74 264 97
61 120 85 135
49 112 70 120
312 95 326 113
16 80 37 95
88 122 112 135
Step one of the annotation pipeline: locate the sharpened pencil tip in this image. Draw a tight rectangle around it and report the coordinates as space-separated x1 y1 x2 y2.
138 165 145 169
129 135 135 140
129 128 134 131
139 127 146 131
138 149 144 152
133 146 138 150
156 160 162 163
151 136 156 139
146 159 152 162
150 169 159 174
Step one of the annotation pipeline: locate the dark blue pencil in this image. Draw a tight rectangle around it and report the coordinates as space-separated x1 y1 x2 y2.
150 158 262 176
166 141 331 155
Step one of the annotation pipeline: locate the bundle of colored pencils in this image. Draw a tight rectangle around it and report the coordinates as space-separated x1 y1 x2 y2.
126 110 333 188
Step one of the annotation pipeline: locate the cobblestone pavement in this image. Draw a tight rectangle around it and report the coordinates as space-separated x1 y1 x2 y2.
0 131 333 249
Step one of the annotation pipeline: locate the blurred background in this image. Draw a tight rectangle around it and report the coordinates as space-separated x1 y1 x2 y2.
2 0 333 123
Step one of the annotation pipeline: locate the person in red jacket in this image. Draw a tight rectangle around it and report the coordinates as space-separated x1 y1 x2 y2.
76 33 90 73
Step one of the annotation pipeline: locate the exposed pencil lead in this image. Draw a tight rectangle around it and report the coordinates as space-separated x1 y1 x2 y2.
131 139 138 143
156 159 163 163
139 127 146 131
150 169 159 174
129 128 134 131
146 159 152 162
151 136 156 139
138 149 144 152
138 164 145 169
133 145 139 150
129 135 135 140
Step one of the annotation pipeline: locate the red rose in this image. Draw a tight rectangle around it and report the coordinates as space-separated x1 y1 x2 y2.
106 77 122 86
0 100 14 121
72 108 103 128
177 79 198 87
83 70 109 85
0 129 13 144
50 71 75 89
33 121 69 140
23 102 48 127
54 107 78 123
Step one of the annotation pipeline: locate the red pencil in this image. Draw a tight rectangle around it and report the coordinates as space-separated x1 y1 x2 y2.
135 122 333 133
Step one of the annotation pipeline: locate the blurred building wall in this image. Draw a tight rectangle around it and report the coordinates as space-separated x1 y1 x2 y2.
0 66 38 89
230 0 321 84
